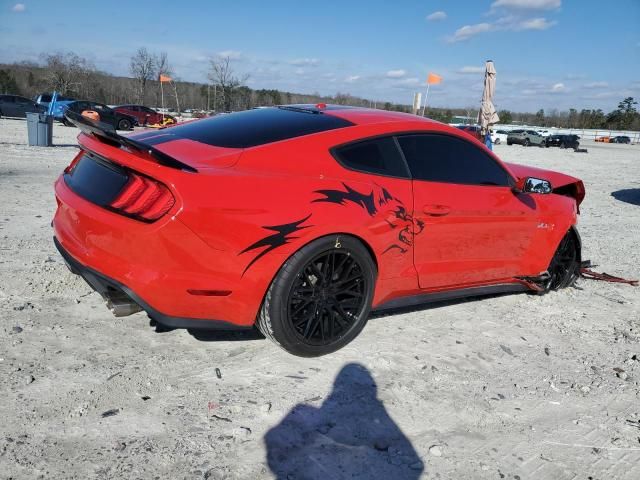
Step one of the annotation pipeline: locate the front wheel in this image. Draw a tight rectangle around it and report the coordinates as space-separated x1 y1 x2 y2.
257 235 376 357
545 229 580 291
117 118 132 130
524 139 531 147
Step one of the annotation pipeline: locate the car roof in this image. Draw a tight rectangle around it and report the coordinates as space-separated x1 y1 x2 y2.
315 104 438 127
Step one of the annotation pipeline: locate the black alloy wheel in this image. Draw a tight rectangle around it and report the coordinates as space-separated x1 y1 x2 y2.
546 230 579 291
257 235 376 357
287 250 367 346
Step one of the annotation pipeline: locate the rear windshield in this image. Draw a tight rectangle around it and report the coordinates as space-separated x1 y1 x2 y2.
132 107 354 148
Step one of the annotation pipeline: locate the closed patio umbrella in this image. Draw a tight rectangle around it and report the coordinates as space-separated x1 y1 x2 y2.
478 60 499 139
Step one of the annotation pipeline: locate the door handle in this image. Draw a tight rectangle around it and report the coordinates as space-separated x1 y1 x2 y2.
423 204 451 216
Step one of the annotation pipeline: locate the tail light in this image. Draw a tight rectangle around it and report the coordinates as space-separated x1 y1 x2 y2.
109 171 175 221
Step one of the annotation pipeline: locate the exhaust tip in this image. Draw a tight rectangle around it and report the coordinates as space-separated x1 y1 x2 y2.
107 298 143 317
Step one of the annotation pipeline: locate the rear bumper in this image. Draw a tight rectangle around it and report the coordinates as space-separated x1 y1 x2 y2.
53 173 261 327
54 237 250 331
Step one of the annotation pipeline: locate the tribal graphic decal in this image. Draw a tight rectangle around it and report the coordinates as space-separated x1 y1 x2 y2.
239 214 313 275
314 183 424 255
313 182 378 215
239 183 424 274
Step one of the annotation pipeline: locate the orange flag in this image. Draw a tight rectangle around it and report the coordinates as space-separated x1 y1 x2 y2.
427 73 442 85
159 74 172 83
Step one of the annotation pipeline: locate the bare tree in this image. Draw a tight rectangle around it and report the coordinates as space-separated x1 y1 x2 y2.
129 47 157 104
156 52 182 114
41 52 94 96
207 56 248 111
156 52 169 77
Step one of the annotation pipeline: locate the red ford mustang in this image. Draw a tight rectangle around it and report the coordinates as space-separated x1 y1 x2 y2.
54 105 585 356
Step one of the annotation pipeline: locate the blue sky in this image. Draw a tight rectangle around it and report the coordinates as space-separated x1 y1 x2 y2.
1 0 639 112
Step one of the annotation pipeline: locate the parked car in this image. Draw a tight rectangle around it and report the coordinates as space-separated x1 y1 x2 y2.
610 136 631 144
63 101 137 130
114 105 176 126
34 93 76 121
545 134 580 149
455 124 483 142
595 136 611 143
55 105 586 356
490 129 509 145
536 129 550 137
507 129 545 146
0 94 46 118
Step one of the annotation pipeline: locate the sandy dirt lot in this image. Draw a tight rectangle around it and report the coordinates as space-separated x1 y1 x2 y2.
1 117 639 480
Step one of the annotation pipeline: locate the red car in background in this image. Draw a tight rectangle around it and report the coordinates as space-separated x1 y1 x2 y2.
114 104 176 126
455 124 484 142
55 105 585 357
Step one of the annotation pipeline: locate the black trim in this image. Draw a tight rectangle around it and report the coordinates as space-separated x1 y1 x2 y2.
373 283 529 312
329 133 412 180
395 132 515 187
54 237 251 331
329 130 516 186
64 109 197 173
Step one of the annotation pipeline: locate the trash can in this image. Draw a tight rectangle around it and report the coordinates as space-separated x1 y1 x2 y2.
26 112 53 147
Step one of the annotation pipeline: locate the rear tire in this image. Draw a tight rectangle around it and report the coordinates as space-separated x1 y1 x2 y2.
257 235 376 357
544 229 580 291
117 118 132 130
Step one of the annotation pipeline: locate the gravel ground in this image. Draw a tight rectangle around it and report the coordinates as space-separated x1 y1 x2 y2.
1 117 639 480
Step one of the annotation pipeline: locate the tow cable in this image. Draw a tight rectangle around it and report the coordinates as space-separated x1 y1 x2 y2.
580 261 638 287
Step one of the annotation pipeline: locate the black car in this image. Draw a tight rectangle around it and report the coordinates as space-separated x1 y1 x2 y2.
63 101 137 130
0 94 46 118
545 134 580 149
610 136 631 144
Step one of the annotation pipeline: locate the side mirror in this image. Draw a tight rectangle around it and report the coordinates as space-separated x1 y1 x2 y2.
514 177 552 194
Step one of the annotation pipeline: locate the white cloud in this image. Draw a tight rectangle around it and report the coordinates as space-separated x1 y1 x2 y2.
447 23 493 42
11 3 26 12
491 0 560 10
583 81 609 89
386 69 406 78
345 75 361 83
216 50 242 60
551 82 566 92
392 77 422 89
447 14 555 42
512 17 556 30
289 58 319 67
458 66 485 74
426 11 447 21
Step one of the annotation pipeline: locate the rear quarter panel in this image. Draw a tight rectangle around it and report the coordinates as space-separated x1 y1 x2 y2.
176 122 430 308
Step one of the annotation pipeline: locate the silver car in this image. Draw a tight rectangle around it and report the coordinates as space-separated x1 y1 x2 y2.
507 129 545 147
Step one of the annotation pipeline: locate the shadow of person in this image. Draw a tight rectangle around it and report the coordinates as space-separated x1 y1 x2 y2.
612 188 640 206
264 363 424 479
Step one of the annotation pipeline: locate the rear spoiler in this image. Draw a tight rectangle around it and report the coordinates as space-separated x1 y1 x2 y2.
64 109 197 173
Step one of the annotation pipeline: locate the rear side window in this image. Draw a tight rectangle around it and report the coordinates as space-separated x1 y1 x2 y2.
132 107 354 148
397 134 511 186
333 137 409 178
